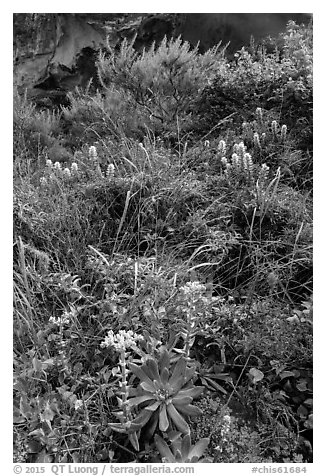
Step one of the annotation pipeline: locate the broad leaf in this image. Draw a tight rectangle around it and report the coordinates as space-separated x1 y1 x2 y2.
188 438 210 460
146 358 161 382
159 403 170 432
248 368 264 384
180 434 191 460
140 380 156 392
159 349 170 374
174 403 203 417
127 395 154 407
161 367 169 385
129 363 155 388
145 401 161 412
168 358 187 391
166 403 190 434
176 386 204 399
171 395 192 406
128 432 140 452
155 435 175 463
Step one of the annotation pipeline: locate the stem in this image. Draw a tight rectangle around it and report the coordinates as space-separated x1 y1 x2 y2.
119 349 129 421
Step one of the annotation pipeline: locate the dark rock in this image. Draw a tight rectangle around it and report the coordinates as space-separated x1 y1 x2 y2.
14 13 312 107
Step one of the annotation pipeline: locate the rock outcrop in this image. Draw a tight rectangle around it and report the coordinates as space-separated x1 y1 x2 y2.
13 13 312 106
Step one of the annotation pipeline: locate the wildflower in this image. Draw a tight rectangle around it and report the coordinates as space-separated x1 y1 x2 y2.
217 140 226 155
271 120 278 139
255 107 263 126
281 124 287 142
180 281 206 298
106 163 115 178
244 153 253 172
49 307 76 327
220 157 228 166
221 414 232 441
225 163 232 175
40 177 47 187
74 400 83 411
100 330 142 352
261 132 266 144
253 132 261 149
242 122 250 136
54 161 62 170
258 163 270 186
231 153 241 170
238 141 246 158
204 140 210 147
89 145 98 161
46 159 53 168
63 168 71 178
71 162 78 174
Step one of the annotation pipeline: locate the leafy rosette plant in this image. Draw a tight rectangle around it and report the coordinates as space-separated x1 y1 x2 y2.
155 433 212 463
125 348 204 438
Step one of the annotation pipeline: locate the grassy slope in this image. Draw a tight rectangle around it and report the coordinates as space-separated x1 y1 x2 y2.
13 21 313 463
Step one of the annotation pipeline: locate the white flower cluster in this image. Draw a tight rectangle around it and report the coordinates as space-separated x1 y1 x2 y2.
255 107 264 126
180 281 206 297
217 139 227 155
257 163 270 187
106 163 115 179
41 159 79 186
100 329 143 352
49 314 70 327
220 414 231 442
49 307 77 327
89 146 98 161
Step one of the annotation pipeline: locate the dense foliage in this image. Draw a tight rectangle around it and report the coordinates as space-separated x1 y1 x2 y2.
13 20 312 464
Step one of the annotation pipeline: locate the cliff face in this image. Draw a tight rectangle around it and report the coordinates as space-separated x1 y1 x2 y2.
13 13 312 106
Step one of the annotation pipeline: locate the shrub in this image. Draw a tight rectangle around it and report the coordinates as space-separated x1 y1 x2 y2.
14 89 62 176
196 20 312 151
97 35 226 139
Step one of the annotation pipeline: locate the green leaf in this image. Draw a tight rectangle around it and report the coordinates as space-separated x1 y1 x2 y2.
128 432 140 452
40 402 56 424
130 409 152 427
129 362 155 387
181 434 191 460
155 435 175 463
248 368 264 384
174 403 203 417
188 438 210 460
168 358 187 391
19 397 33 420
127 395 155 407
176 386 204 399
203 377 228 394
166 403 190 434
159 349 170 373
159 404 170 432
161 367 169 385
171 396 193 406
146 358 161 382
145 401 161 412
140 380 156 392
184 365 197 383
35 450 52 463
